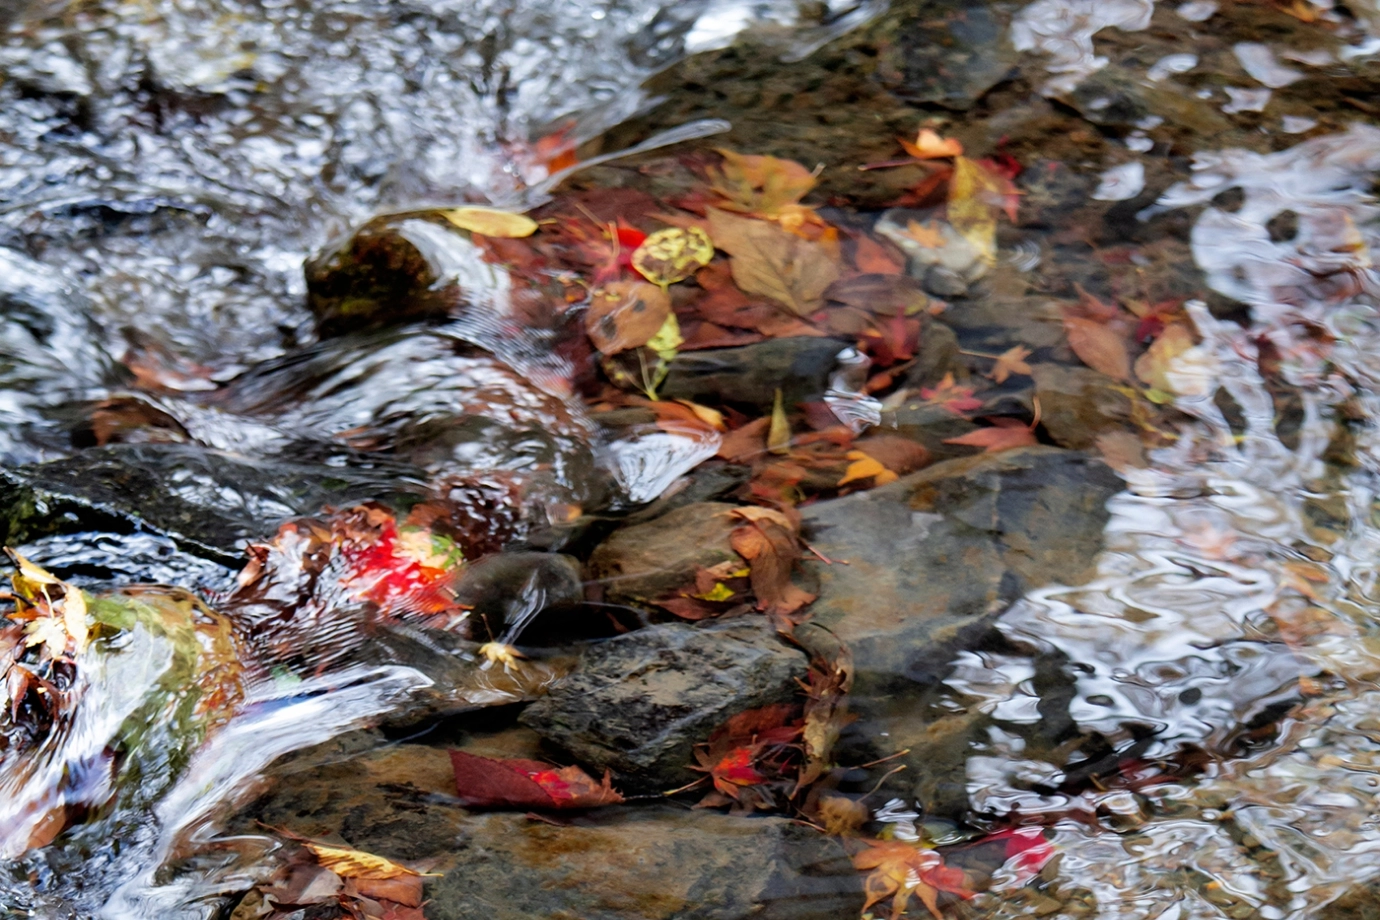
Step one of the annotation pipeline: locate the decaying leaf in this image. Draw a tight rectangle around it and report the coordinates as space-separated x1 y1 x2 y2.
707 208 841 316
442 207 539 238
815 794 869 836
709 149 819 220
728 507 815 625
585 281 672 355
631 226 714 286
304 843 421 880
1064 314 1132 382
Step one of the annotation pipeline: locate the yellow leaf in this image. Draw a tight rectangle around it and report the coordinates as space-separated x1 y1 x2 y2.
768 389 791 455
24 617 68 660
838 451 888 486
305 842 420 880
693 582 736 602
6 548 60 588
709 149 818 218
441 207 538 238
640 314 683 399
1134 323 1195 391
675 400 727 431
631 227 714 286
62 589 88 655
947 156 1000 263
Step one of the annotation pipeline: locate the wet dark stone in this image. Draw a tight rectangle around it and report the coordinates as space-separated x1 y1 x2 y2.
904 316 964 391
884 2 1016 110
799 447 1122 813
587 501 741 607
305 214 461 336
520 619 810 790
426 807 863 920
659 337 849 412
0 444 421 563
1030 363 1135 450
450 551 584 642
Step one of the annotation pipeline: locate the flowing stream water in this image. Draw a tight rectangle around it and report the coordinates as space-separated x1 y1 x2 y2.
2 0 1380 918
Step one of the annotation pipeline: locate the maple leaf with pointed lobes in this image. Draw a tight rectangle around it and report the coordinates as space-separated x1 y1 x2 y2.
852 839 974 920
918 373 982 415
987 345 1033 384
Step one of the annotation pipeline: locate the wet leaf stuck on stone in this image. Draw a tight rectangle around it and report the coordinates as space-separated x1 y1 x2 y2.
449 750 624 809
442 206 539 238
1063 314 1132 382
631 226 714 286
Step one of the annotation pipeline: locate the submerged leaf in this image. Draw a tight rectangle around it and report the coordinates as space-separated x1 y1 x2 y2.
899 128 964 161
450 751 624 809
585 281 672 356
768 389 792 455
304 843 420 880
943 418 1037 453
442 207 539 238
709 149 818 218
1063 314 1132 381
631 227 714 286
707 208 840 316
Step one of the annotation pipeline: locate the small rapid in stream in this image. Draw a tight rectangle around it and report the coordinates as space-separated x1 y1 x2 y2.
3 1 1380 919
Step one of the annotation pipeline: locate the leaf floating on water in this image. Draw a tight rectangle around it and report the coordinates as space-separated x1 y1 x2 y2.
630 226 714 286
707 208 840 316
585 281 672 356
441 206 539 238
304 843 421 880
61 589 88 655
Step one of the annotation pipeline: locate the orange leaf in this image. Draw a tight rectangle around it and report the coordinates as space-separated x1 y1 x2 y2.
899 128 964 160
585 281 672 356
1063 314 1132 381
837 451 889 485
709 149 818 219
988 345 1033 384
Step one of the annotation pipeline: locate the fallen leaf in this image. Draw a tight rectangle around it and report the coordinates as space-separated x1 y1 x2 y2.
442 207 538 238
768 389 792 455
729 513 815 622
707 208 840 316
852 435 929 476
988 345 1033 384
815 795 869 836
718 417 770 462
304 843 420 880
919 373 983 415
853 840 947 920
449 751 624 809
1063 314 1132 381
943 418 1037 453
896 219 946 249
1133 322 1194 391
947 156 1020 264
837 451 889 486
23 617 69 660
631 227 714 286
825 274 929 317
709 149 818 219
344 876 425 908
850 234 905 275
585 281 672 355
899 128 964 160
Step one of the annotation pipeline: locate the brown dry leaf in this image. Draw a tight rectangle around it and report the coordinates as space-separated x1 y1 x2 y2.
707 208 840 316
631 227 714 286
718 417 770 462
304 843 420 880
1063 314 1132 381
899 128 964 160
988 345 1033 384
1134 322 1195 391
585 281 672 355
442 207 538 238
730 517 815 622
709 149 818 219
344 875 425 908
675 400 727 431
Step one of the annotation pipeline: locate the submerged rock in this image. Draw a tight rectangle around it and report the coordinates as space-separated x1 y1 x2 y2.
799 446 1122 812
587 501 741 607
520 619 809 790
659 337 848 412
426 807 861 920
